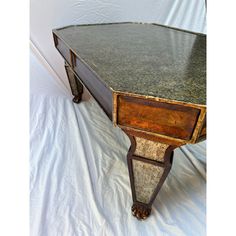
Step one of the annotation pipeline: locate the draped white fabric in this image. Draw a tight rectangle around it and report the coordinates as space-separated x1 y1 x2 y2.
30 48 206 235
30 1 206 234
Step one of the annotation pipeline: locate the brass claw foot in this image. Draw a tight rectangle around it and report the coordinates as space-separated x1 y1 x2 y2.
72 95 82 104
131 203 151 220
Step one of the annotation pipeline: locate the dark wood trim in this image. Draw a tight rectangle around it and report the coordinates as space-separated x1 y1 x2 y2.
64 63 83 103
53 32 58 46
70 50 77 68
148 151 174 206
127 135 137 202
121 127 186 146
125 132 178 220
73 56 113 120
131 155 166 168
53 35 71 66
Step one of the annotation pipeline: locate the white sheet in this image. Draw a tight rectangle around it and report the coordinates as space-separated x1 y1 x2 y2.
30 50 206 236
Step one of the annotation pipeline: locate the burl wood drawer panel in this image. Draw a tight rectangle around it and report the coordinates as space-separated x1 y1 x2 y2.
117 96 200 140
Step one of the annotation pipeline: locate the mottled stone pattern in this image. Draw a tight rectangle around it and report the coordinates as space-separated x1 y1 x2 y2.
133 160 164 203
54 23 206 105
134 137 168 162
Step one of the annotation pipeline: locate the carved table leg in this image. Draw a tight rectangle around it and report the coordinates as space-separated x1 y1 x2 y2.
126 135 176 220
64 62 83 103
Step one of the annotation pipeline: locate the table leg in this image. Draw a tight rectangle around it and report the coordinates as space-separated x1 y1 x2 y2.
64 63 83 103
126 135 176 220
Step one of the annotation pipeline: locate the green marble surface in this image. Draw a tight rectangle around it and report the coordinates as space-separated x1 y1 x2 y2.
54 23 206 105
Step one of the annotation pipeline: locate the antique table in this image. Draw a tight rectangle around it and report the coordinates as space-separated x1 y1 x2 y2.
52 23 206 220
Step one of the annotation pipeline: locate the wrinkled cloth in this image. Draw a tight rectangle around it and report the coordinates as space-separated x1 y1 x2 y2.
30 51 206 236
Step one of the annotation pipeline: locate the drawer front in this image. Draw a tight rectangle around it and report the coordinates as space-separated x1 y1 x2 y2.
55 36 71 66
117 96 200 140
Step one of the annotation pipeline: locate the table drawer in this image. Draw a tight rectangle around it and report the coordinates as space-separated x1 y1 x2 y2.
117 96 200 140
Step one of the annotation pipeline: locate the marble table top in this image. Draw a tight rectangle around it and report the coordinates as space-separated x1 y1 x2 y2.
53 23 206 105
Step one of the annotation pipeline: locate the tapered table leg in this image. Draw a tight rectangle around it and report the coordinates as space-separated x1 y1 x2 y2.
64 62 83 103
126 135 176 220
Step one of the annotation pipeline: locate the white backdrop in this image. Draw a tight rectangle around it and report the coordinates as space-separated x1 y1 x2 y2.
30 50 206 236
30 0 206 89
30 1 206 235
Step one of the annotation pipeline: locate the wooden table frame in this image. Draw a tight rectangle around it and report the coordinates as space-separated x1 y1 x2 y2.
53 23 206 220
